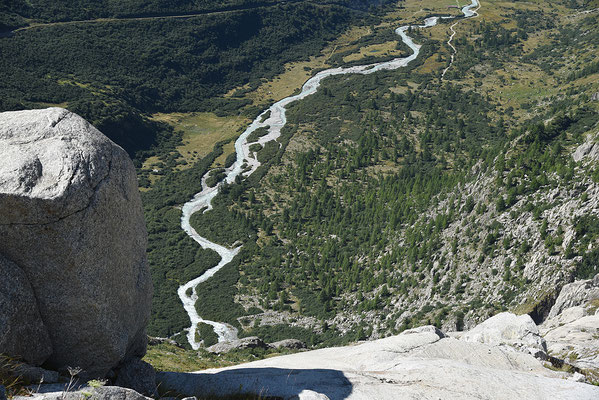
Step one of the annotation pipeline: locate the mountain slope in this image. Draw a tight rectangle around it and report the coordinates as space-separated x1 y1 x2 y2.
184 0 599 347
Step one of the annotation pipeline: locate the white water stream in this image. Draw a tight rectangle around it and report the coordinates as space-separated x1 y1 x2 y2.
442 0 481 79
178 0 481 350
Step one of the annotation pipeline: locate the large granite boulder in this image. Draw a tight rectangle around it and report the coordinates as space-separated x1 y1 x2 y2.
460 312 547 358
269 339 307 350
0 108 152 377
0 254 52 365
207 337 268 354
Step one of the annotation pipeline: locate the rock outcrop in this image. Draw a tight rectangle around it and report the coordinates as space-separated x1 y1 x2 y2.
15 386 152 400
541 274 599 373
548 273 599 318
12 365 59 384
158 324 598 399
0 108 152 377
207 337 268 354
269 339 307 350
459 312 547 358
573 136 599 162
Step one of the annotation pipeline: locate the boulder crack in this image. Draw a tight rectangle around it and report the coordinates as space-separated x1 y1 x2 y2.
0 150 115 227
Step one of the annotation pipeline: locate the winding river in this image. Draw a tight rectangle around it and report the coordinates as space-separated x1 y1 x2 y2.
178 0 481 349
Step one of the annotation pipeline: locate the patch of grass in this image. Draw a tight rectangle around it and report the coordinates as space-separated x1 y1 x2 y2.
144 343 224 373
152 112 250 165
343 41 403 63
145 342 295 374
544 359 577 374
212 141 236 169
587 299 599 315
225 24 374 109
244 59 324 108
0 355 28 398
512 289 555 322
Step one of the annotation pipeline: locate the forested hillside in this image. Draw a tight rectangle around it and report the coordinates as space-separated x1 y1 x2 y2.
0 0 389 158
1 0 386 28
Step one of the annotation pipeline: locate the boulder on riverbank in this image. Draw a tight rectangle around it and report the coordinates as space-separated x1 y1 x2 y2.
205 337 307 353
269 339 307 350
0 108 152 378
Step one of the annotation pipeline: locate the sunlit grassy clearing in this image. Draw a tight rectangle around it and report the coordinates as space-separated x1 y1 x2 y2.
152 111 249 161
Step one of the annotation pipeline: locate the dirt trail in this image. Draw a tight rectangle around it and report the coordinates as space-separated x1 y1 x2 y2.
11 0 306 33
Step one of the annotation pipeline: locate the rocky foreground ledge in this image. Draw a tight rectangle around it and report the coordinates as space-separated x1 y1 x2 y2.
157 273 599 400
18 317 599 400
157 325 597 400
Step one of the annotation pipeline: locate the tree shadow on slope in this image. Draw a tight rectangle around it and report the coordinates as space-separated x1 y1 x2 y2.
157 367 352 400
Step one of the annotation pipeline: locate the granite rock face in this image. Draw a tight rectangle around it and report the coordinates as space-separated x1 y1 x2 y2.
269 339 307 350
12 365 60 384
573 137 599 162
0 108 152 377
158 323 599 400
0 254 52 365
541 274 599 373
460 312 547 357
542 310 599 371
548 274 599 318
15 386 152 400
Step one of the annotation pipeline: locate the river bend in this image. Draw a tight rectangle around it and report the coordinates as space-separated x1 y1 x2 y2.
178 0 480 349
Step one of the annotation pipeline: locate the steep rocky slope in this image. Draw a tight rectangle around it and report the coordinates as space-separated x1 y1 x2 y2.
376 128 599 333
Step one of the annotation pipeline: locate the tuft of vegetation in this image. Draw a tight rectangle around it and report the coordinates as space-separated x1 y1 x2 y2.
196 323 219 348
